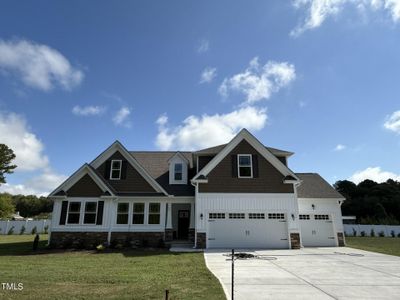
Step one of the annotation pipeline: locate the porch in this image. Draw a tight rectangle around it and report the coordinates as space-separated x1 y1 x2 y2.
165 200 195 243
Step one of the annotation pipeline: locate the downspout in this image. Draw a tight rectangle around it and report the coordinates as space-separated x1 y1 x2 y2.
191 180 198 249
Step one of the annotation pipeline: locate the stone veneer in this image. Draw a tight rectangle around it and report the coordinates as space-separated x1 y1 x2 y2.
188 228 195 243
111 232 165 247
290 233 301 249
50 232 108 249
196 232 206 249
337 232 345 247
164 229 173 242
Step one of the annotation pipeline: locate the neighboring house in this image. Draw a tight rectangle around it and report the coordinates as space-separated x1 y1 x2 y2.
48 129 345 249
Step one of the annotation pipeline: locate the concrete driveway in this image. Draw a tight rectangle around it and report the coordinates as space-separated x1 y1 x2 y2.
204 247 400 300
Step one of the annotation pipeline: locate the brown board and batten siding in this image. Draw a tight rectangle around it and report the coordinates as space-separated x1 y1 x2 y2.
198 155 214 172
67 174 104 197
96 151 156 193
198 140 294 193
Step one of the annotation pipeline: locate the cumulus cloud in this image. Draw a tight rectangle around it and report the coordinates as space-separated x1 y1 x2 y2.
218 57 296 104
384 110 400 133
197 39 209 53
72 105 106 116
291 0 400 36
155 106 268 150
200 67 217 83
349 166 400 184
113 106 131 127
0 112 49 171
0 39 83 91
334 144 346 151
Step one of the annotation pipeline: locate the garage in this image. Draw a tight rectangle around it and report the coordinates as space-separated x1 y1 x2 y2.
299 214 337 247
207 212 289 249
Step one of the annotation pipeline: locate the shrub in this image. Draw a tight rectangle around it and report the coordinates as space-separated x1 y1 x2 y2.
378 231 385 237
391 230 395 238
370 229 375 237
44 225 49 234
31 226 37 235
96 244 105 252
361 231 366 237
7 226 14 235
352 228 357 237
20 225 26 235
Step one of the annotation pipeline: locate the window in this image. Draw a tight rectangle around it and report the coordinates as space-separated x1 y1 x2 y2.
209 213 225 219
315 215 330 220
238 154 252 178
148 203 161 224
132 203 145 224
83 202 97 224
229 213 245 219
268 213 285 220
299 214 310 220
174 163 183 181
110 160 122 180
116 203 129 224
249 213 265 219
67 202 81 224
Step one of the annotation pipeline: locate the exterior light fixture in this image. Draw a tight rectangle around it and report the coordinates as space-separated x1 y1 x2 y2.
200 213 203 220
311 204 315 210
291 214 295 220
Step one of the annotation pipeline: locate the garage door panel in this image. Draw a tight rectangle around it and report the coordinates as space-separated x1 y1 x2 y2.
300 214 336 247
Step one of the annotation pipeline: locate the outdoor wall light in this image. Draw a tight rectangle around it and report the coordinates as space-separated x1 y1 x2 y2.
200 213 203 220
311 204 315 210
291 214 295 220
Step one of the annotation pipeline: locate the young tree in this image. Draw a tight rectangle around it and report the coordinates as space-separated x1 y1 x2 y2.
0 144 17 185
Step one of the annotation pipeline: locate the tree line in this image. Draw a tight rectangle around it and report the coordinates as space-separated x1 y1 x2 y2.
0 193 53 219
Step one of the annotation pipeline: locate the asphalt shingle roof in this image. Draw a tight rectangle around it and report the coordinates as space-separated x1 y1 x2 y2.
296 173 344 199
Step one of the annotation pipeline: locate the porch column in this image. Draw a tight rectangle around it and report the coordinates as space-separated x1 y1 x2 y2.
188 201 195 243
165 202 173 242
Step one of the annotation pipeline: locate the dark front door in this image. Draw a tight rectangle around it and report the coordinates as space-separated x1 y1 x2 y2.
178 210 190 239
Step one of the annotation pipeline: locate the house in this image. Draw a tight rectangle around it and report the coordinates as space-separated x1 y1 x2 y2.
48 129 345 249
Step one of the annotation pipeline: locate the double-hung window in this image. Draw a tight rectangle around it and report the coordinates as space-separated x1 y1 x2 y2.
238 154 252 178
83 202 97 224
174 163 183 181
116 203 129 224
132 203 145 224
67 202 81 224
148 203 161 224
110 160 122 180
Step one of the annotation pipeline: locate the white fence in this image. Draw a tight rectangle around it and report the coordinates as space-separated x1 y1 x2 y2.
0 220 51 235
344 224 400 237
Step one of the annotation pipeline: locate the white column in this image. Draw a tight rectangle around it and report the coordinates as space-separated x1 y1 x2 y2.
190 201 195 229
166 202 172 229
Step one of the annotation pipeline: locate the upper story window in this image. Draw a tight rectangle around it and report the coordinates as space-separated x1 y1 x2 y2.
110 160 122 180
174 163 183 181
238 154 252 178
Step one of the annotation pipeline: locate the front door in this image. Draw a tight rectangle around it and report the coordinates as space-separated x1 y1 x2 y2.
178 210 190 239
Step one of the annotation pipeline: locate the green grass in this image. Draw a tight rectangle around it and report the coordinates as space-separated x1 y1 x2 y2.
0 235 225 300
346 236 400 257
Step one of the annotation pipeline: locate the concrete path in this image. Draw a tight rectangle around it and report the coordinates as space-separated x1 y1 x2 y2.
204 247 400 300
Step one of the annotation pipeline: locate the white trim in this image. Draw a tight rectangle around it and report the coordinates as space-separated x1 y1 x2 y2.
237 154 253 178
65 199 101 226
110 160 122 180
167 152 189 164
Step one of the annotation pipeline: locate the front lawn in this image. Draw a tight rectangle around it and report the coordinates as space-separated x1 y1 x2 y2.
346 236 400 257
0 235 225 300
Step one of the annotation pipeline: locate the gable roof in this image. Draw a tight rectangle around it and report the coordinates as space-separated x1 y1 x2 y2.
192 129 300 182
296 173 345 199
195 143 294 157
90 141 169 195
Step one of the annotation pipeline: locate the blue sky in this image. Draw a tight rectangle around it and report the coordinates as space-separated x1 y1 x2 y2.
0 1 400 195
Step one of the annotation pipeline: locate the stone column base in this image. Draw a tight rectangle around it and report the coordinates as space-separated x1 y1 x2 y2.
337 232 345 246
290 233 301 249
165 229 173 242
196 232 206 249
188 228 195 243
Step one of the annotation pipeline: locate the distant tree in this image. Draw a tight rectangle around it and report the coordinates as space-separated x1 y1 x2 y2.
0 194 15 218
0 144 17 185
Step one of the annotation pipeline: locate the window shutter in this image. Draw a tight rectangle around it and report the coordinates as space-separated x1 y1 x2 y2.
121 160 127 180
96 201 104 225
104 161 111 179
252 154 259 178
231 155 238 178
59 201 68 225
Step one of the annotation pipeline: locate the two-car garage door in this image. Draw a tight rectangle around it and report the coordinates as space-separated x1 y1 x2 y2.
207 212 289 249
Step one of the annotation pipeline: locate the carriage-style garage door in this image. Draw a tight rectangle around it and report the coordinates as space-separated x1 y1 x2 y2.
299 214 337 247
207 212 289 249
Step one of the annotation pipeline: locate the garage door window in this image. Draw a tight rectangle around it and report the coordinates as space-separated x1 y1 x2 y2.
209 213 225 219
299 214 310 220
315 215 329 220
229 213 245 219
249 213 265 219
268 213 285 220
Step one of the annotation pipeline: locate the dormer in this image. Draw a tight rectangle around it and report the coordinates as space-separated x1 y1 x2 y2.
168 152 189 185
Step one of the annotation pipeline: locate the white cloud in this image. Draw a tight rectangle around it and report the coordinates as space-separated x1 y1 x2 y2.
218 57 296 104
0 170 67 196
0 39 83 91
155 106 268 150
72 105 106 116
384 110 400 133
349 166 400 184
113 106 131 127
334 144 346 151
0 112 49 171
291 0 400 36
197 39 209 53
200 67 217 84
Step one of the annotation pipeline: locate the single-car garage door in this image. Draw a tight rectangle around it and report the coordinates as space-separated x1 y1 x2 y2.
299 214 337 247
207 212 289 249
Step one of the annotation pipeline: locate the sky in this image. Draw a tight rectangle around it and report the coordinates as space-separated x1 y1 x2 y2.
0 0 400 196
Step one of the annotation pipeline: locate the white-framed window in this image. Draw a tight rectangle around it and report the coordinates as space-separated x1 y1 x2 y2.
238 154 252 178
315 215 330 220
174 163 183 181
132 203 145 224
83 201 97 224
67 202 81 224
249 213 265 219
299 214 310 220
110 160 122 180
148 203 161 224
268 213 285 220
116 202 129 224
229 213 245 219
209 213 225 219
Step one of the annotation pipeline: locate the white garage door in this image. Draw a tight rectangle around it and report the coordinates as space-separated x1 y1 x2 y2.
207 212 289 249
299 214 337 247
